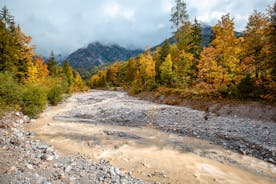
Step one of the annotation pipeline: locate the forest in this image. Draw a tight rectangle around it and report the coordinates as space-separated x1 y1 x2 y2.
0 6 87 117
89 1 276 103
0 1 275 118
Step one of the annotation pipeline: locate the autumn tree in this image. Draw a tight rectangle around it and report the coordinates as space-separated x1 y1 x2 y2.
139 52 156 90
242 10 270 78
125 57 139 85
72 71 86 91
197 47 228 91
268 2 276 67
106 61 121 86
0 6 34 81
160 54 174 86
88 70 107 88
211 14 243 86
25 56 48 83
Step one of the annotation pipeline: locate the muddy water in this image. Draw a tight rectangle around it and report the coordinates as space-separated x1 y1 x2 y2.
26 91 276 184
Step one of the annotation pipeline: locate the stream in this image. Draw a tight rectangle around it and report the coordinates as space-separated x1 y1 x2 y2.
27 90 276 184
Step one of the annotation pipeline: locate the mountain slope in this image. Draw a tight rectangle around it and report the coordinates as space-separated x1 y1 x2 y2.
66 42 143 70
152 25 242 50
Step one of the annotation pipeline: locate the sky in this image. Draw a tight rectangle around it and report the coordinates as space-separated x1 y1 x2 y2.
1 0 274 56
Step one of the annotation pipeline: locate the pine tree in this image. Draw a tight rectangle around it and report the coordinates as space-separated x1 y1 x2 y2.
47 51 58 75
190 18 202 59
155 40 170 82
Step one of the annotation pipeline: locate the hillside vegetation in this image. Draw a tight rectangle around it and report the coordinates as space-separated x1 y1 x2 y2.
0 6 87 117
89 1 276 102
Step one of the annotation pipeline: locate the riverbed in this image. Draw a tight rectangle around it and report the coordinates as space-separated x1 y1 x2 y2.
27 90 276 183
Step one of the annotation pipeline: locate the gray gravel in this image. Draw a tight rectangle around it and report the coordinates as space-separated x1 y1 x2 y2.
55 90 276 164
0 111 146 184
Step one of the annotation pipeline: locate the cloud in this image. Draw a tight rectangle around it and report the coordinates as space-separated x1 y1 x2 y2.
1 0 274 56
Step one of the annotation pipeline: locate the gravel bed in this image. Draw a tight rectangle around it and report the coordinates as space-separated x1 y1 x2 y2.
0 111 146 184
55 90 276 164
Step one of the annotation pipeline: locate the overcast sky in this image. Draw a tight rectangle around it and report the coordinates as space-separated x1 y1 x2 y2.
1 0 274 56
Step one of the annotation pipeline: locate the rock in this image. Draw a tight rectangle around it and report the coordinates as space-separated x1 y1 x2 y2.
46 147 54 153
26 131 35 136
38 144 48 150
26 164 33 169
23 115 30 123
15 112 21 116
7 166 17 174
40 154 47 160
268 158 275 163
43 181 52 184
46 155 54 161
16 119 24 124
40 154 53 161
114 168 120 175
65 165 72 172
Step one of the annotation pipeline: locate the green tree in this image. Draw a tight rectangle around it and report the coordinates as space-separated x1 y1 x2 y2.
155 40 170 82
63 61 74 92
160 54 174 86
47 51 58 75
190 18 202 59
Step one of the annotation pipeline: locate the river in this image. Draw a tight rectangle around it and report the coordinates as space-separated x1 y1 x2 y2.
26 90 276 184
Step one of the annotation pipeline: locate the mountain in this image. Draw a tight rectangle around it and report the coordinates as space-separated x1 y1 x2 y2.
66 42 143 70
152 24 242 50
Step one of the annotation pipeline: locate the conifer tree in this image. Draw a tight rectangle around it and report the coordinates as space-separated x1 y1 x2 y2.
191 18 202 59
155 40 170 82
47 51 58 75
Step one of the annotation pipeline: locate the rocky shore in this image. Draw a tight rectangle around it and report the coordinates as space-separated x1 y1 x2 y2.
0 112 145 184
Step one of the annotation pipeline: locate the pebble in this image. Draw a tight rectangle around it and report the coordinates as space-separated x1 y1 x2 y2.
46 155 54 161
26 164 34 169
23 115 30 123
65 165 72 172
114 168 120 175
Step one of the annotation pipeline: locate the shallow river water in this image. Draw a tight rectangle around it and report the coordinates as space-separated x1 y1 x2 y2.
27 90 276 184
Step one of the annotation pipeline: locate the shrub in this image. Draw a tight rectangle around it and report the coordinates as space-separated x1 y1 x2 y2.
47 85 63 105
237 75 255 98
146 78 158 91
0 72 23 105
131 81 141 94
21 84 48 117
